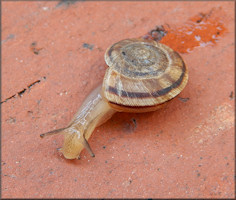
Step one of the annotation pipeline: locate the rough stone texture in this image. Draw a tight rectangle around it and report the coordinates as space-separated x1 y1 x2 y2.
2 1 234 198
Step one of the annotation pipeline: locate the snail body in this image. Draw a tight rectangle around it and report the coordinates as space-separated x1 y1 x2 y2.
40 38 188 159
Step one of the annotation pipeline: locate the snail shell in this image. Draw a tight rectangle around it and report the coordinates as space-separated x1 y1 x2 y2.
103 38 188 112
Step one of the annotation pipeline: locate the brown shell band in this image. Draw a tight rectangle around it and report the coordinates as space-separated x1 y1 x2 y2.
107 61 186 99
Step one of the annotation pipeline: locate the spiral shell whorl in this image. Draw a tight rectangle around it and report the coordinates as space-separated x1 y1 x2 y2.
105 39 170 79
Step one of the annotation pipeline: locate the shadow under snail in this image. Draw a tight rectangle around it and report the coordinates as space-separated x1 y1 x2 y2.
40 38 188 159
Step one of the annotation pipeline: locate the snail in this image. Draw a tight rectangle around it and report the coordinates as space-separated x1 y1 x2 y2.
40 38 188 159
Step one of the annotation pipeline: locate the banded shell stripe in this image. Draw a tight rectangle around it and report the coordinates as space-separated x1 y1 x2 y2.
107 61 186 98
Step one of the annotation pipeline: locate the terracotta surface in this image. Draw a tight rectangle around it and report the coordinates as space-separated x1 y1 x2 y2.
1 1 234 198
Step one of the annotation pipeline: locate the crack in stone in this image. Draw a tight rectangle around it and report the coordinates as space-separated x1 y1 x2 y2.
1 94 16 104
28 80 41 89
18 89 27 97
1 76 46 104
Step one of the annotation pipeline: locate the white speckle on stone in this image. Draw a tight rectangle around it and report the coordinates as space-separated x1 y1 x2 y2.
42 7 49 11
186 48 192 53
195 35 201 41
186 31 193 35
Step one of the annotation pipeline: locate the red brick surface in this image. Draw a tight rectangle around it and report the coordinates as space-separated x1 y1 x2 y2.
2 1 234 198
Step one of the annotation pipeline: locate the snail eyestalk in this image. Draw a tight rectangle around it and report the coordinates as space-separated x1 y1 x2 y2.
82 138 95 157
40 127 69 138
